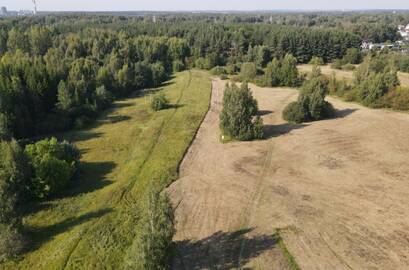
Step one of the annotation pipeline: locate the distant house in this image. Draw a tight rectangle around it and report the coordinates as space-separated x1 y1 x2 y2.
398 24 409 41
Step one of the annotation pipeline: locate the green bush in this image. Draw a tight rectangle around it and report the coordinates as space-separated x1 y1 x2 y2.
380 86 409 111
195 56 217 70
0 114 10 141
150 93 169 111
225 64 238 75
341 64 356 71
240 62 257 81
282 101 308 124
220 82 263 141
263 58 281 87
328 74 349 96
280 54 299 87
210 66 227 76
220 74 228 80
172 60 185 72
151 62 167 88
94 85 113 110
330 59 343 70
74 116 92 130
0 223 25 262
24 137 80 199
309 56 324 66
342 48 362 64
283 72 334 123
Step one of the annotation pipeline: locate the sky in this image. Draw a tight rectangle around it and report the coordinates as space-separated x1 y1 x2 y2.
2 0 409 12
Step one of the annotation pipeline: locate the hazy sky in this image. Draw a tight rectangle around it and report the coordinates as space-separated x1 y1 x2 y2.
2 0 409 11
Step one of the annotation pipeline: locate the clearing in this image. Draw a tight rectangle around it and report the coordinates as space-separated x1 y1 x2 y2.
1 70 211 270
168 79 409 269
298 64 409 87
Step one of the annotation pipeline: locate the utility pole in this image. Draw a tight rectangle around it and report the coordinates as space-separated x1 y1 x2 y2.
32 0 37 15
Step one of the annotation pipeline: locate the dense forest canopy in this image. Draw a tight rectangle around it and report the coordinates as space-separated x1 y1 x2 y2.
0 14 364 139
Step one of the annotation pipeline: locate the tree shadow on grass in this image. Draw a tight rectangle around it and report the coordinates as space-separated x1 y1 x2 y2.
60 161 116 199
101 115 132 124
23 162 115 215
173 228 280 269
25 208 113 253
263 123 308 139
165 104 185 110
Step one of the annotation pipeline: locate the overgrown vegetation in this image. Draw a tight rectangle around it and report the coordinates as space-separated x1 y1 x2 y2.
126 186 175 270
151 93 169 111
24 138 80 199
220 82 263 141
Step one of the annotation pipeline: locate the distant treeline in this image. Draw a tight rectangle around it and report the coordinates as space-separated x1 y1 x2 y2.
0 15 361 139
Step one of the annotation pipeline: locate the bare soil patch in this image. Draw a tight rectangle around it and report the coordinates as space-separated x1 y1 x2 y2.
168 79 409 269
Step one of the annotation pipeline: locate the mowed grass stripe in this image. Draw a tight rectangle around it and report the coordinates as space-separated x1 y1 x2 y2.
1 70 211 270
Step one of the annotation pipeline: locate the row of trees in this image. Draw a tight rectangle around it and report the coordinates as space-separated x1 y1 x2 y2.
0 137 80 260
327 52 409 112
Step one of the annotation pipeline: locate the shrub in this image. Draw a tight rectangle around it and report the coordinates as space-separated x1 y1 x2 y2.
240 62 257 81
210 66 227 76
263 58 281 87
219 82 263 141
94 85 113 110
74 116 92 130
219 74 228 80
172 60 185 72
280 54 299 87
331 59 343 70
282 101 308 124
341 64 356 71
225 64 238 75
0 113 10 141
328 74 349 96
0 223 25 262
24 137 80 199
151 62 167 88
195 56 216 70
342 48 362 65
309 56 324 66
283 72 334 123
151 93 169 111
380 86 409 110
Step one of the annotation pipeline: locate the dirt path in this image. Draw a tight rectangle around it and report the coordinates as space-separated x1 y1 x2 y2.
168 80 409 269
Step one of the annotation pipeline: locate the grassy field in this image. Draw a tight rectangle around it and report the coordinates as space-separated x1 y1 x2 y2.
1 70 211 269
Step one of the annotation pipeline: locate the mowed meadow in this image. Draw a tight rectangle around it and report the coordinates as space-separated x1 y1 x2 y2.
1 70 211 269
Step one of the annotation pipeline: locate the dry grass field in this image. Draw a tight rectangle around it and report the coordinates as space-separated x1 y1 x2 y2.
169 79 409 269
298 64 409 87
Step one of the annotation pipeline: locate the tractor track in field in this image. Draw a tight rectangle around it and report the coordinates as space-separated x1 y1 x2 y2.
168 79 409 269
62 71 192 269
236 91 297 269
119 70 192 207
